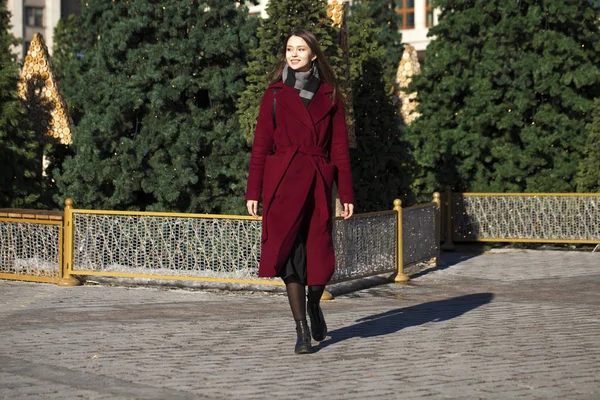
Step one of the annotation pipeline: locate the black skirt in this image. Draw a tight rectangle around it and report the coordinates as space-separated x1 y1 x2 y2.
279 227 307 285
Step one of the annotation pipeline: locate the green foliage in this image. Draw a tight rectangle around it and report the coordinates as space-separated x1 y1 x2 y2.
360 0 403 92
0 3 42 208
576 99 600 192
52 14 84 124
347 2 415 210
236 0 343 144
53 2 131 125
406 0 600 199
55 0 258 214
51 4 126 208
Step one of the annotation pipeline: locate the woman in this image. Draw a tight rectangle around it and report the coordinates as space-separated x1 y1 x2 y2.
246 28 355 354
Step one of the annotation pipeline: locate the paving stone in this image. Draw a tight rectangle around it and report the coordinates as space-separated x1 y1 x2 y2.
0 249 599 399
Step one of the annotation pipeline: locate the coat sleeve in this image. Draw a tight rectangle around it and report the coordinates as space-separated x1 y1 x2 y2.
246 89 275 201
330 100 355 205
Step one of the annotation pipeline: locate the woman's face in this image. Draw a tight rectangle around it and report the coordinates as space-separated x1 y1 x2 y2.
286 35 316 72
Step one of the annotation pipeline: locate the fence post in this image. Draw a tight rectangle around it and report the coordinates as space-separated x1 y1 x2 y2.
441 189 456 251
430 192 441 267
393 199 409 283
58 198 80 286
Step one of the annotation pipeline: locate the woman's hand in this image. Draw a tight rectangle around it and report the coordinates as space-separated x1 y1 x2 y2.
341 203 354 219
246 200 259 218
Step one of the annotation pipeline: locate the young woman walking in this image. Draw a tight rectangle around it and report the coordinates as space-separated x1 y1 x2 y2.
246 28 355 354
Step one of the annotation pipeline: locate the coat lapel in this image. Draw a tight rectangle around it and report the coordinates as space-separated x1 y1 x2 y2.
276 85 314 131
276 82 335 129
308 83 334 125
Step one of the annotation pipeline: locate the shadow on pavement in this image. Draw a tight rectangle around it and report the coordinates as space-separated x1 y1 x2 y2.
314 293 494 351
410 245 488 279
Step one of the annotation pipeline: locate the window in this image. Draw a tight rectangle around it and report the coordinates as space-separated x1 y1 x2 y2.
25 7 44 27
396 0 415 29
426 0 434 27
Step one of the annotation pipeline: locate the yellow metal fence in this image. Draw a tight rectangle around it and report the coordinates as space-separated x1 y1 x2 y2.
442 192 600 247
0 209 64 284
331 210 397 283
403 199 441 267
4 192 596 288
0 195 441 287
64 199 272 286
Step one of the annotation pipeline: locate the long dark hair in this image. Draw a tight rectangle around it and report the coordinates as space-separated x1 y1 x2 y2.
267 28 343 105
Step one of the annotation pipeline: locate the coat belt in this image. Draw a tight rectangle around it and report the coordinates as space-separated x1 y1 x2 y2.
274 144 328 160
262 144 332 245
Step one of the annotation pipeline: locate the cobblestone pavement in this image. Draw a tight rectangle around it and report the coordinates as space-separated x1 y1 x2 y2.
0 249 599 399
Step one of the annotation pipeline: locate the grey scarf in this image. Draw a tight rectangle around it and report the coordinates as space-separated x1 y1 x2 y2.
282 62 321 107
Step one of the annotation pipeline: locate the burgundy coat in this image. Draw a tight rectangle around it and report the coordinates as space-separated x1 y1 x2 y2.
246 81 354 286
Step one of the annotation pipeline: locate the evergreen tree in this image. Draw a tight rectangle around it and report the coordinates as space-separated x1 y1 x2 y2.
360 0 403 92
406 0 600 198
347 1 414 210
236 0 343 143
0 2 41 208
53 2 129 125
55 0 258 214
52 14 84 124
576 98 600 192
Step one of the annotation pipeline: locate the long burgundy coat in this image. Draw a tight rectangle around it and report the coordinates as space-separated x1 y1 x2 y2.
246 81 354 286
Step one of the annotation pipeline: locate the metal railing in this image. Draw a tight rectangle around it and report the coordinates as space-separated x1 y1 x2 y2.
64 199 272 286
403 200 440 266
0 209 64 284
441 192 600 248
1 195 441 288
331 211 398 283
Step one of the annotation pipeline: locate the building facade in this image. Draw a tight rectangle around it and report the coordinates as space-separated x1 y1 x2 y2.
248 0 439 58
6 0 438 59
6 0 80 58
396 0 439 57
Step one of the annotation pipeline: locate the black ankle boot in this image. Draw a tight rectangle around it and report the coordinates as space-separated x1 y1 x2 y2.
294 320 312 354
307 302 327 342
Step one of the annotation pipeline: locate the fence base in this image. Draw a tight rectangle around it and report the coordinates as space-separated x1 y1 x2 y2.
321 290 333 301
57 275 81 286
393 272 410 283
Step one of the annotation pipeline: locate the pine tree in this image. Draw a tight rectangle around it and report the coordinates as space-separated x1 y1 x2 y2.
52 14 84 124
361 0 403 92
406 0 600 198
347 1 415 210
52 2 128 125
0 2 41 208
236 0 343 143
55 0 258 214
576 98 600 192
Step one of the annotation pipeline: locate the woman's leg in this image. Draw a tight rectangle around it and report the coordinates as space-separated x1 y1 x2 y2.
307 285 325 305
307 285 327 341
283 276 311 354
284 278 306 322
281 233 308 322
